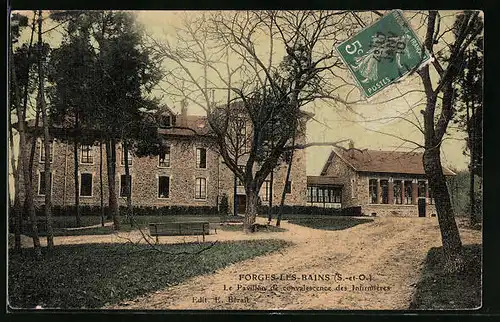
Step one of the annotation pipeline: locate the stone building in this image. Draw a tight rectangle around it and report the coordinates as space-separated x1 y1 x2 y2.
20 104 309 214
307 147 456 217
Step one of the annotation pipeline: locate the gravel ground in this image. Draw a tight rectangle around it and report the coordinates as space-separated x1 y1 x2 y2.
94 216 481 310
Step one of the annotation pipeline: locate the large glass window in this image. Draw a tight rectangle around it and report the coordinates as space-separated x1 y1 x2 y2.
195 177 207 199
159 146 171 167
158 176 170 198
261 180 271 201
369 179 378 204
119 174 132 197
404 180 413 204
380 180 389 204
394 181 402 204
418 181 427 198
40 140 54 163
80 173 93 197
38 171 53 195
121 149 133 166
196 148 207 168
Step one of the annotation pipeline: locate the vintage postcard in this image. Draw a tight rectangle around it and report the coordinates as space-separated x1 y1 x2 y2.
7 9 483 311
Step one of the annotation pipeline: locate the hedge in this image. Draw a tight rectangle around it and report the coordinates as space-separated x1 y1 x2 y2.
258 205 362 216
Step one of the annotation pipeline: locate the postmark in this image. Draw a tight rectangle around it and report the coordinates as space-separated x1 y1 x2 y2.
336 10 432 99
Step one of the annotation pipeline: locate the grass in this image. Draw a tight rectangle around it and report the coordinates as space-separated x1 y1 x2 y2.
287 216 373 231
409 244 482 310
8 239 291 309
219 224 287 233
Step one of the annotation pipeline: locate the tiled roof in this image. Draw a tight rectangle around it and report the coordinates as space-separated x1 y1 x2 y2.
325 148 456 176
307 176 343 186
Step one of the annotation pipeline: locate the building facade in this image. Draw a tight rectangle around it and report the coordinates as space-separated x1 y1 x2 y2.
308 147 456 217
21 106 308 214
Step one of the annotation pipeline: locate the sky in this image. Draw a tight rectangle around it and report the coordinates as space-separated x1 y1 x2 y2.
10 10 472 180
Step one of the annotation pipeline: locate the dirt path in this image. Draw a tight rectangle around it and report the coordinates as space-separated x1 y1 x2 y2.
102 216 481 310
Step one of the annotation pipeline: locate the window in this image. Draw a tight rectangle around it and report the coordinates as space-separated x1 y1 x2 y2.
195 177 207 199
261 180 271 201
235 117 247 153
159 115 171 128
237 165 245 187
121 148 133 166
285 181 292 194
80 144 94 164
351 178 356 198
80 173 93 197
333 188 342 203
307 186 312 203
38 171 53 195
318 186 323 202
39 140 54 163
369 179 378 204
196 148 207 168
404 180 412 204
159 146 171 167
418 181 427 198
428 186 435 204
119 174 132 197
394 181 402 204
158 176 170 198
380 179 389 204
310 186 318 203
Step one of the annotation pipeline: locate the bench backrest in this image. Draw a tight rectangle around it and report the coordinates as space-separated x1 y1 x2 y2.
149 222 209 236
155 216 220 223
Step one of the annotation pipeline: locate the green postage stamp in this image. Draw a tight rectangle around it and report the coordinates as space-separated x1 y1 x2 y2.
336 10 432 99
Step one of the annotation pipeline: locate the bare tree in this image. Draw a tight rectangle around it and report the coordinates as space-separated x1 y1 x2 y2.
416 10 482 270
10 13 42 256
153 11 360 232
37 10 54 248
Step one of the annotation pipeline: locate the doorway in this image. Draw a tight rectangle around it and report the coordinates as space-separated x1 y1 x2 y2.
418 198 426 217
237 195 247 214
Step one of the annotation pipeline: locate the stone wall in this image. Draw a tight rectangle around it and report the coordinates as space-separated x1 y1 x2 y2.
22 133 307 212
321 151 358 208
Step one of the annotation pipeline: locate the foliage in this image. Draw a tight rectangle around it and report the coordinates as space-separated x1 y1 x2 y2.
47 10 163 146
447 170 482 217
218 193 229 215
451 13 483 178
409 244 481 309
8 240 291 308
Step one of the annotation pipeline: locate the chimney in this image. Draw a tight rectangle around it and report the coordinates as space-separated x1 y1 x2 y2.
348 140 355 157
180 99 188 127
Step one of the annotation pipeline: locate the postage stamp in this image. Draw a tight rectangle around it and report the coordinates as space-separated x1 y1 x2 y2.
336 10 432 99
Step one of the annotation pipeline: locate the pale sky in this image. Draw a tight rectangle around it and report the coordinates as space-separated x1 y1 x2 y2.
10 10 472 181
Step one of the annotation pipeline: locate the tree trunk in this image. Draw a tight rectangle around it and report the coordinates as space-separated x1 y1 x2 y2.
9 110 22 252
10 32 41 256
276 137 296 227
106 138 120 230
467 102 476 227
243 187 259 233
73 120 81 227
267 169 274 224
38 10 54 248
423 149 463 271
100 141 104 227
123 141 133 228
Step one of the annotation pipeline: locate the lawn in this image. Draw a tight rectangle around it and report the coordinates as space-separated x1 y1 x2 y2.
287 216 373 231
8 239 291 309
409 244 482 310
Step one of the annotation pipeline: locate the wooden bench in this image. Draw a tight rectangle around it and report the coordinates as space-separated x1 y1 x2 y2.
149 221 212 243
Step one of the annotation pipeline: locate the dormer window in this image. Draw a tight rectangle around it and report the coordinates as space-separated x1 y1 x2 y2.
159 115 172 128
